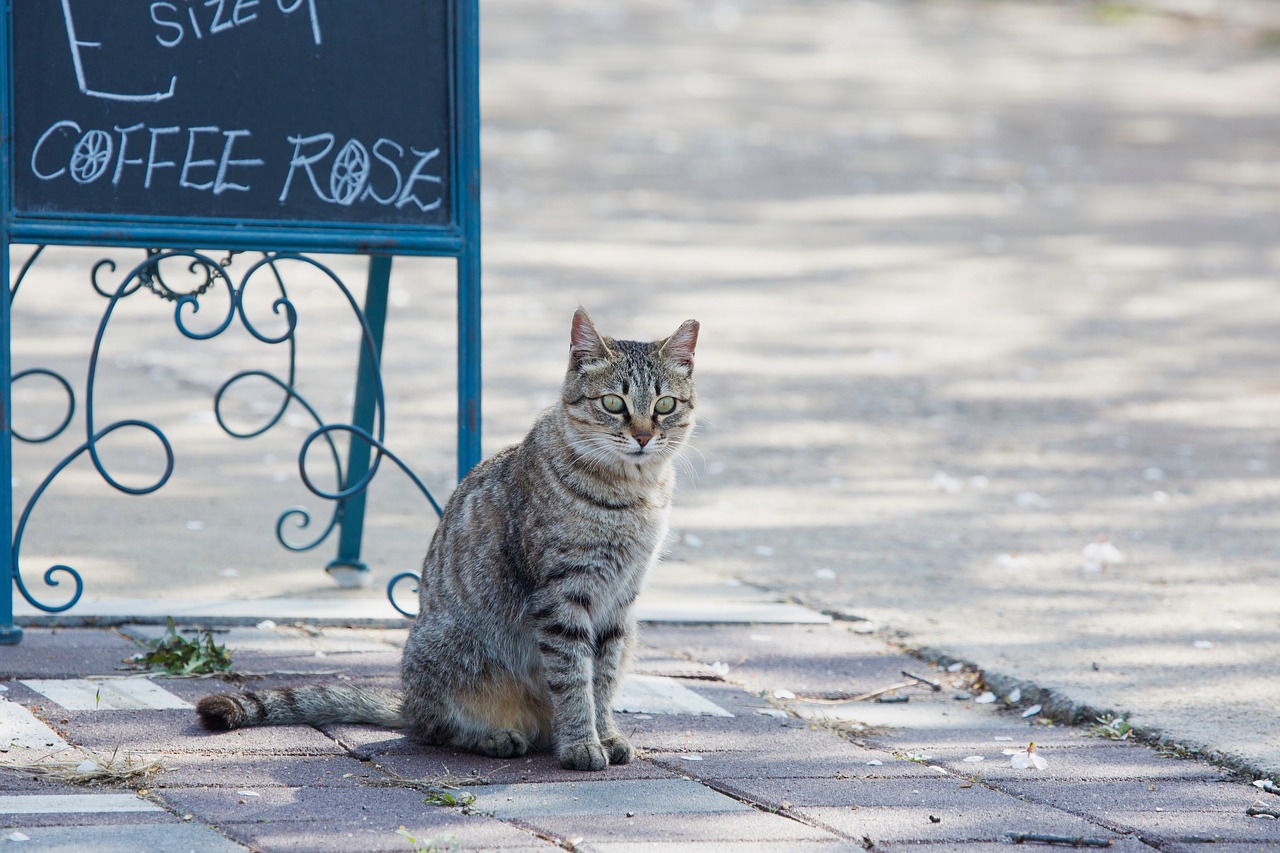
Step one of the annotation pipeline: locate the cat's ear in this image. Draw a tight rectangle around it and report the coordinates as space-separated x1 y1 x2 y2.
570 307 613 369
659 319 699 372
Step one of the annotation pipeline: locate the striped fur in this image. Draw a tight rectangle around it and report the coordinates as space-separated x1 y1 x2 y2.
197 308 698 771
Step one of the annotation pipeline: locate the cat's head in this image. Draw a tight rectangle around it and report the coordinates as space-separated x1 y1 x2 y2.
560 307 698 468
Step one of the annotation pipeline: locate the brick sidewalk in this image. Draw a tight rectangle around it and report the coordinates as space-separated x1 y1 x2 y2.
2 620 1275 851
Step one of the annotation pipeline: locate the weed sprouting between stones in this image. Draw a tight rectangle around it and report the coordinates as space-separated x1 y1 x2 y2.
128 618 233 676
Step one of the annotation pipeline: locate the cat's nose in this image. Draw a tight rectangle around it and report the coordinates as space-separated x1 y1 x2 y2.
633 431 653 447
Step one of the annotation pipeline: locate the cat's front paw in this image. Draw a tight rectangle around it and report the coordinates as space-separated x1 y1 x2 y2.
478 729 529 758
558 740 608 771
600 732 635 765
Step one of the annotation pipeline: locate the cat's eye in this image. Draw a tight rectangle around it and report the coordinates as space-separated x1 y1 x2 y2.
654 396 677 415
601 394 626 414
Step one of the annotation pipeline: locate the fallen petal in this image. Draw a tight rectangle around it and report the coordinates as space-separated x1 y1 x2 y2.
1022 704 1042 718
773 689 796 700
963 755 984 763
974 691 997 704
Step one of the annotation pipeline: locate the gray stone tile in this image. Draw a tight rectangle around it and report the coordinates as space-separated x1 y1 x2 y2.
320 723 416 759
1001 778 1268 814
141 752 380 789
155 784 467 828
57 709 344 755
221 816 550 852
931 744 1230 782
623 709 838 754
0 630 140 679
862 721 1093 751
515 810 838 847
0 809 177 828
797 801 1123 843
636 624 938 701
712 776 1032 811
1093 809 1280 844
0 822 249 851
1162 843 1280 853
472 779 752 819
645 744 935 781
588 843 866 853
221 649 403 677
371 750 681 785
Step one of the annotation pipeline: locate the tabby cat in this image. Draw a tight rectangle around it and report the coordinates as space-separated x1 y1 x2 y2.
196 308 699 771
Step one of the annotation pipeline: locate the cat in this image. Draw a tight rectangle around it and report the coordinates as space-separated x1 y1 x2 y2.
196 307 699 771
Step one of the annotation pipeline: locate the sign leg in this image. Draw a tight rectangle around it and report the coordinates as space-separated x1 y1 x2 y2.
325 255 391 588
1 240 21 644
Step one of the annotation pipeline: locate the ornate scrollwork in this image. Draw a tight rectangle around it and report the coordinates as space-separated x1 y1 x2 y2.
8 245 443 617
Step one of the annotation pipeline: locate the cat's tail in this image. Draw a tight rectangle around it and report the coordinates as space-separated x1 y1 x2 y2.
196 685 404 730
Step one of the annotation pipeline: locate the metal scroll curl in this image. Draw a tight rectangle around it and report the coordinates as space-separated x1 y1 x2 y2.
8 246 444 616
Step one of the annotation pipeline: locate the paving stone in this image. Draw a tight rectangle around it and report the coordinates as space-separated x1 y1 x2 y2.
0 630 139 679
0 793 162 814
163 674 401 705
223 649 404 677
631 650 729 680
712 775 1038 812
588 842 866 853
624 708 839 754
0 822 250 851
1089 809 1280 843
790 698 1022 740
0 695 70 750
472 779 753 819
1162 843 1280 853
513 810 839 847
21 678 192 710
863 721 1092 751
56 709 344 755
0 770 86 793
370 749 682 785
796 800 1124 843
320 723 417 759
121 624 402 654
614 675 733 717
140 752 381 789
218 813 548 852
0 810 181 829
156 784 474 828
645 746 935 781
932 744 1231 782
1002 778 1268 814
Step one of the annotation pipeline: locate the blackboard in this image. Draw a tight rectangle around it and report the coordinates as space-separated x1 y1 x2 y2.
5 0 466 249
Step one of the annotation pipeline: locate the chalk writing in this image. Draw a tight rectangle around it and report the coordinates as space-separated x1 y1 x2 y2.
149 0 321 49
61 0 177 102
32 120 265 195
280 134 442 212
13 0 452 227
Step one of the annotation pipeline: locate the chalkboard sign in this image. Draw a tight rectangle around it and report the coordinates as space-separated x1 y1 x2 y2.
2 0 476 253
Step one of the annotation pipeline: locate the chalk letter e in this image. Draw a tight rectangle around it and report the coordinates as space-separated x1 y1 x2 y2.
61 0 177 102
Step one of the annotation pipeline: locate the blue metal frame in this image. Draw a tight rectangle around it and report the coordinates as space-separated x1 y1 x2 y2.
0 1 482 643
